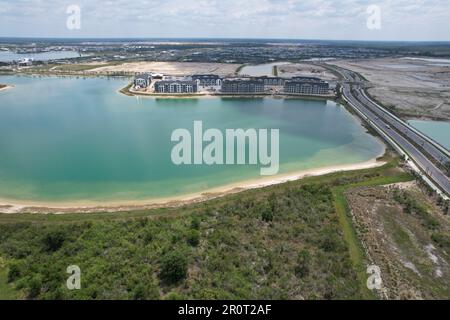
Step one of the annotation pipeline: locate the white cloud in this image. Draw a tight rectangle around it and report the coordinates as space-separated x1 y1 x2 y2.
0 0 449 40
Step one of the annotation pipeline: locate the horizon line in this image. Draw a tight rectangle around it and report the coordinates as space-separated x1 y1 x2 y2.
1 36 450 44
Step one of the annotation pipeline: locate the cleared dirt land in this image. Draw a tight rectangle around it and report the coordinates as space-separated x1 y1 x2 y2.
88 61 241 77
278 63 338 81
346 182 450 299
330 58 450 121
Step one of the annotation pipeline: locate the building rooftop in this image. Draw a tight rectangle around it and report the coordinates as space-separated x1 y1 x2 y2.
156 80 198 85
192 74 220 79
289 76 326 82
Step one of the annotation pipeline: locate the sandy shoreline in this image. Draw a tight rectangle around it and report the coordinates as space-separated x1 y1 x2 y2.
0 158 385 214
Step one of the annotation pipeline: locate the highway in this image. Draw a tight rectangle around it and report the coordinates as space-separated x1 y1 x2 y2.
331 66 450 197
338 68 449 165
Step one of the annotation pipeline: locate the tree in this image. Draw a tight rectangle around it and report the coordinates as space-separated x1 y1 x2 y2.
159 250 188 284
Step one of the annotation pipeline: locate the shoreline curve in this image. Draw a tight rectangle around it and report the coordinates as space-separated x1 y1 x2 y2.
0 158 385 214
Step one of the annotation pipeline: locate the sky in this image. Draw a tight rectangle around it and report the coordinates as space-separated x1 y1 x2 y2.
0 0 449 41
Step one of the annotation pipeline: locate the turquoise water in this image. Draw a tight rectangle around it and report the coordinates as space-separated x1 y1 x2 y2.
409 120 450 150
0 75 384 203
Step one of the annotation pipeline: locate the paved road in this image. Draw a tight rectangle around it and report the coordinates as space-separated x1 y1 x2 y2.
339 68 449 165
333 67 450 196
357 91 449 165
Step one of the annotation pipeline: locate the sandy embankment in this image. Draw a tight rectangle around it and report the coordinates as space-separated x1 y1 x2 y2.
88 61 241 77
0 158 385 214
278 63 338 81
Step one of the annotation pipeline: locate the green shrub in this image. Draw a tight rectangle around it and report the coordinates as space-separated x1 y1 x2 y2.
159 250 188 284
165 292 186 300
43 230 66 252
261 208 274 222
320 229 342 252
7 261 22 283
190 217 201 230
133 283 160 300
295 249 311 278
432 232 450 251
187 230 200 247
28 275 43 299
143 229 154 244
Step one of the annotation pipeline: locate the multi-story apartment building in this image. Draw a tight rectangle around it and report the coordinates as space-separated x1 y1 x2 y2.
221 79 266 94
134 73 152 88
134 73 329 95
154 80 199 94
259 76 285 86
284 77 329 95
192 74 222 87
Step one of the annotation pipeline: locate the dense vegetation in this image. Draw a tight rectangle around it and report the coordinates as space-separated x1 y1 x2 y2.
0 158 414 300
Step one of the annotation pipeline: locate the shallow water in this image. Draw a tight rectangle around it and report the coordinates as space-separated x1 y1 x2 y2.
408 120 450 150
0 75 384 202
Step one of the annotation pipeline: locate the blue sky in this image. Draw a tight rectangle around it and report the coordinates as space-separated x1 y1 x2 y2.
0 0 449 41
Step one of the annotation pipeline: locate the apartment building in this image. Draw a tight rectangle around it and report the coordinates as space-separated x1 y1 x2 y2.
221 79 266 94
154 80 199 94
284 77 329 95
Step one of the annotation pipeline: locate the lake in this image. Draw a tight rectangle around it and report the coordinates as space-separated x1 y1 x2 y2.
401 57 450 67
408 120 450 150
0 75 384 203
0 50 81 62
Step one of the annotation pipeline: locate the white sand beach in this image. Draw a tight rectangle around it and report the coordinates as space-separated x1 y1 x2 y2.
0 158 385 214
